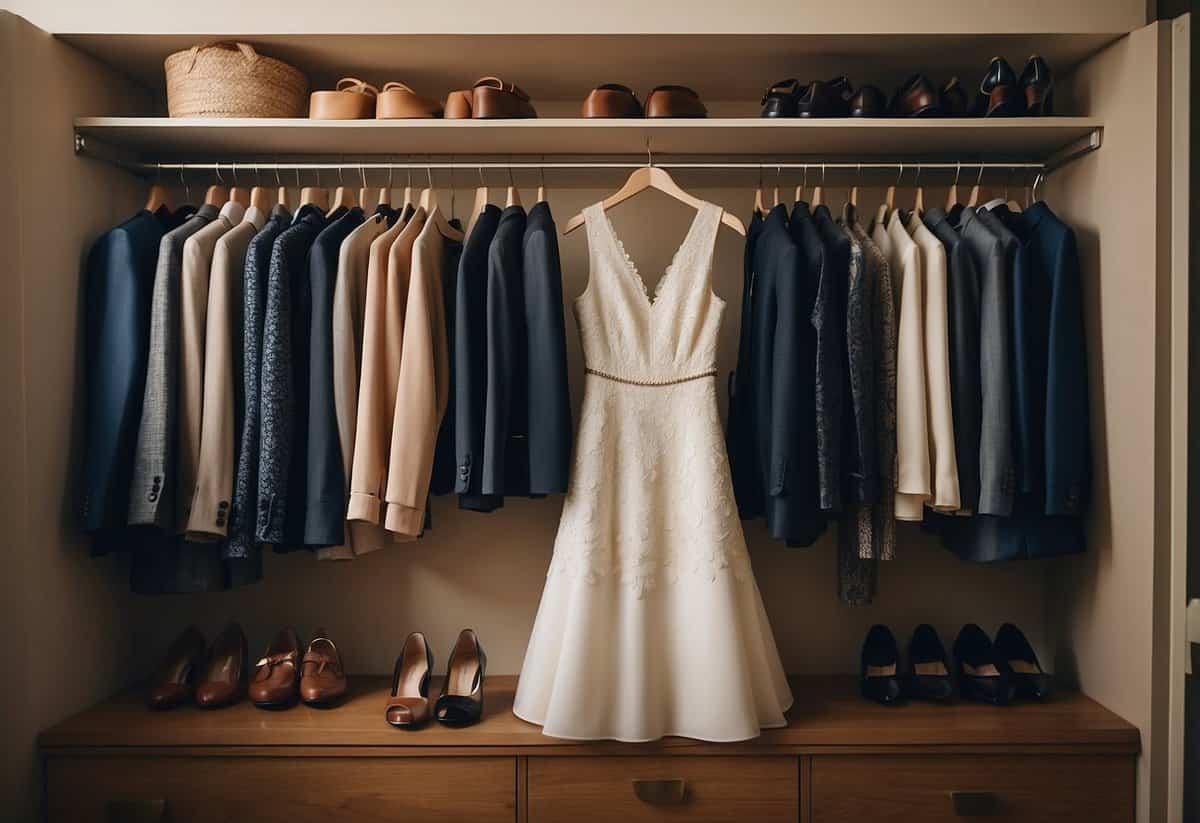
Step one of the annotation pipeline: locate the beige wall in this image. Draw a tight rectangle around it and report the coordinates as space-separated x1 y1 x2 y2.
0 0 1147 35
0 12 150 823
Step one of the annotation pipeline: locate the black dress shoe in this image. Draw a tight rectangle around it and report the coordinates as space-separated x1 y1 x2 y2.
1020 55 1054 115
940 77 969 117
905 624 954 702
797 77 852 118
849 85 886 117
953 624 1014 705
994 623 1052 700
760 78 800 118
973 56 1023 117
860 625 903 705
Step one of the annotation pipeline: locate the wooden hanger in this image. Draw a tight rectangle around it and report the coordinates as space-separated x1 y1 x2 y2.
277 185 290 210
1005 168 1024 213
249 186 273 211
771 166 782 208
417 190 465 242
203 185 228 206
505 185 522 208
811 165 825 209
327 178 356 217
300 186 328 210
884 165 902 211
794 166 808 204
563 163 745 236
912 165 925 215
144 182 171 213
966 165 986 208
467 168 489 237
536 162 547 203
229 187 250 208
945 162 962 210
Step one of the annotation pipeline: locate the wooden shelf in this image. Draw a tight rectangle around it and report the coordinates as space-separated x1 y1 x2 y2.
40 675 1139 755
75 116 1103 162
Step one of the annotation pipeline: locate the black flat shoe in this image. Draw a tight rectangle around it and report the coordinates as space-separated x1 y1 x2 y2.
905 624 954 702
849 85 886 117
974 56 1024 117
1020 54 1054 115
860 625 903 705
760 78 800 118
435 629 487 726
994 623 1052 700
953 624 1014 705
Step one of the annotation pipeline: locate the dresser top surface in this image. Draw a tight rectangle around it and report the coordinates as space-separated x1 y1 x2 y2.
40 675 1139 755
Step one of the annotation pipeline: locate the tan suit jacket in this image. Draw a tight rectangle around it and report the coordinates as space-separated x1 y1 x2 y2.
347 208 425 528
317 213 389 559
177 201 241 530
384 211 452 536
187 207 263 538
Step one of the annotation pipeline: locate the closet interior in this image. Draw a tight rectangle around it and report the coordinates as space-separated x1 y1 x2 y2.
0 3 1190 822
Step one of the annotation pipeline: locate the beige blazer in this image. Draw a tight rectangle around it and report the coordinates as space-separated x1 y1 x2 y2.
176 201 241 531
317 213 389 560
186 208 263 539
384 210 452 536
885 209 931 521
346 208 426 527
907 213 960 513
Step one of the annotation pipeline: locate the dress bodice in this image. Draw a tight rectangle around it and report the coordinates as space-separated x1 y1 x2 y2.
575 202 726 383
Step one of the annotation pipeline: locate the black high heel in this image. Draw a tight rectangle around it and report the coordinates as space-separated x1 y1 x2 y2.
435 629 487 726
994 623 1052 700
860 625 903 705
953 624 1014 705
974 56 1023 117
1020 55 1054 116
905 624 954 702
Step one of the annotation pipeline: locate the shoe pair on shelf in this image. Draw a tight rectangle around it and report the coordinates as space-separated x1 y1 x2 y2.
148 622 247 710
249 627 347 708
861 622 1051 706
581 84 708 118
385 629 487 730
889 54 1053 117
760 76 886 118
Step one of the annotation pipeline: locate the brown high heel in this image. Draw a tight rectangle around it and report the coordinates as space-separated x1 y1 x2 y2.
385 632 434 729
147 626 206 710
195 622 247 709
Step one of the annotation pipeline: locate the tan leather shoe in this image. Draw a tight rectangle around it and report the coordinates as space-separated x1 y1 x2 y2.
471 77 537 119
300 631 347 706
644 85 707 118
385 632 433 729
249 627 302 708
376 82 443 119
309 77 378 119
147 626 205 710
581 84 643 118
195 622 247 709
444 90 472 119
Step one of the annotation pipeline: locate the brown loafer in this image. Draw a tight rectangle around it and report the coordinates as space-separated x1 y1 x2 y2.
195 622 247 709
444 90 472 119
300 630 347 706
471 76 537 119
147 626 205 710
249 627 302 708
889 74 942 117
581 84 643 118
644 85 707 118
385 632 434 728
377 82 443 119
309 77 378 119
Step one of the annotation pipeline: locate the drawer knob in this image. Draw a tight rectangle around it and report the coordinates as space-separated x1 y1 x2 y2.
107 798 167 823
632 778 687 805
950 791 1001 816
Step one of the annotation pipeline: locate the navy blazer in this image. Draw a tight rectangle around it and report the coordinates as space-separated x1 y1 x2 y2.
727 210 765 520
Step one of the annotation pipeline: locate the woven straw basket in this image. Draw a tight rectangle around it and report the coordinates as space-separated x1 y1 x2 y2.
164 42 308 118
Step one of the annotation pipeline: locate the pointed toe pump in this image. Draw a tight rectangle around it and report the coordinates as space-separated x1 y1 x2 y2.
860 625 903 705
194 622 248 709
1020 55 1054 116
385 632 434 729
905 624 954 702
953 624 1014 706
435 629 487 726
147 626 206 709
994 623 1053 700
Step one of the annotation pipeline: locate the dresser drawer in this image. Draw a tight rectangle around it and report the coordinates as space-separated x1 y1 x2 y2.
47 755 516 823
528 755 798 822
811 754 1134 822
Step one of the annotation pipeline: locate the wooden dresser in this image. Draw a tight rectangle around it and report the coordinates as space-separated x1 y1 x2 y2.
39 676 1139 822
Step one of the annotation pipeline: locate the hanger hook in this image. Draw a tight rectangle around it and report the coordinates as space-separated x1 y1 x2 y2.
1033 170 1044 202
179 166 191 203
507 158 515 188
915 163 922 186
387 161 394 190
427 164 434 190
360 164 367 189
540 154 546 190
448 158 456 217
478 165 485 187
821 163 826 184
273 164 281 187
214 163 224 185
231 162 239 186
953 161 961 185
646 138 653 168
802 164 808 188
896 163 904 186
406 158 412 189
154 161 162 182
975 164 985 186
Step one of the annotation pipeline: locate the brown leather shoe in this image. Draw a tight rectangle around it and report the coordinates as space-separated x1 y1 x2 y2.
644 85 707 118
309 77 378 120
444 90 472 119
582 84 643 118
889 74 942 117
385 632 434 728
195 622 247 709
471 77 537 119
147 626 205 710
376 82 443 119
300 631 347 706
249 627 302 708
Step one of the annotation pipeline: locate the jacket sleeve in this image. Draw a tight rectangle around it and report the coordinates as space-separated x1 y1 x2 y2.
921 240 959 511
346 238 390 524
893 243 931 520
976 235 1014 517
812 238 846 513
304 242 347 547
947 242 983 514
481 230 516 496
1044 227 1090 515
523 221 572 494
255 241 293 543
384 236 450 535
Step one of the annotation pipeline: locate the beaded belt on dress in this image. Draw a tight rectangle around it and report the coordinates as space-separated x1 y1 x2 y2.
585 367 717 387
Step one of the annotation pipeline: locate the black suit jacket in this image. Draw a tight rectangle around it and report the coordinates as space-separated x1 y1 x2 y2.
304 208 365 546
522 202 572 495
81 208 167 534
811 205 848 513
455 205 504 512
727 210 765 520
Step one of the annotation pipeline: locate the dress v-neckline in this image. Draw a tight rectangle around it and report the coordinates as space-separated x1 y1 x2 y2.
597 202 709 311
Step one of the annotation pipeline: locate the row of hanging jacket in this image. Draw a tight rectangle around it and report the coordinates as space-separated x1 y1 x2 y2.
727 183 1090 606
81 181 570 593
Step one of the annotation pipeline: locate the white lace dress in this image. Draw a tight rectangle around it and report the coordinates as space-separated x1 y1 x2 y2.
513 201 793 742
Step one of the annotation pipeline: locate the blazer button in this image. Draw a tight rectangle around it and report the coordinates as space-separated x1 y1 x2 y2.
147 491 158 503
